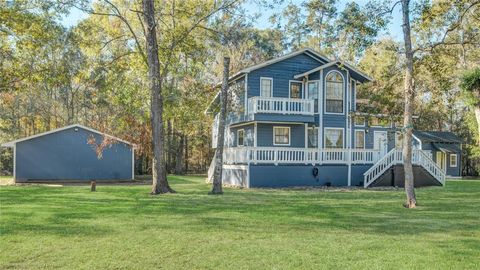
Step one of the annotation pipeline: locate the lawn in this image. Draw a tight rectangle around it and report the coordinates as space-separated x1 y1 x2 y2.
1 176 479 270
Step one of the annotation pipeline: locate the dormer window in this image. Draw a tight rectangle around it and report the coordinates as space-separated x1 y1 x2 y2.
325 71 344 114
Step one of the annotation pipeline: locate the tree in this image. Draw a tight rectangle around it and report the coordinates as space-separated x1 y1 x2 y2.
211 56 230 195
460 68 480 145
400 0 416 208
142 0 174 194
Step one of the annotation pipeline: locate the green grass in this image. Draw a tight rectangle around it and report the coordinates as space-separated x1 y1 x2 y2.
1 176 479 270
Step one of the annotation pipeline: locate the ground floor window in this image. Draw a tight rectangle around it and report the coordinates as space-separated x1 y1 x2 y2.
355 130 365 149
273 127 290 145
237 129 244 146
450 153 457 167
324 128 344 148
307 127 318 148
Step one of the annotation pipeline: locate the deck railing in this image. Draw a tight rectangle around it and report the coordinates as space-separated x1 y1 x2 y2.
363 149 445 187
223 147 381 165
247 97 314 116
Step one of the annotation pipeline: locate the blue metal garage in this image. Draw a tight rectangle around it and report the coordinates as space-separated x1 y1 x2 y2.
1 124 135 182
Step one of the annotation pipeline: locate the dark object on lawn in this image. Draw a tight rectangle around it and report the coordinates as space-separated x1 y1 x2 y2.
91 181 96 192
325 182 331 187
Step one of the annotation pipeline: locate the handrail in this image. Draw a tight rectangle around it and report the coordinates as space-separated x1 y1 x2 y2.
248 97 314 115
223 147 381 165
364 149 446 187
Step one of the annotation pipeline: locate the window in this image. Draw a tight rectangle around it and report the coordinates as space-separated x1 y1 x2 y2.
354 116 366 127
237 129 245 146
289 81 302 99
307 81 319 113
273 127 290 145
325 71 344 113
307 127 318 148
324 128 344 148
395 132 404 149
260 77 272 97
450 154 457 167
355 130 365 149
370 117 390 128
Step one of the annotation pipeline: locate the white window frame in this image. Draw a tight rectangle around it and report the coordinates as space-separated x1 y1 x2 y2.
450 153 458 167
237 129 245 147
324 70 345 115
370 117 391 128
273 126 291 146
323 127 345 149
289 80 304 99
354 130 365 149
260 77 273 97
354 116 366 127
307 126 319 148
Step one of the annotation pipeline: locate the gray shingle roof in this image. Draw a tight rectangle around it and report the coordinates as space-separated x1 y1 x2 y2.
413 131 462 143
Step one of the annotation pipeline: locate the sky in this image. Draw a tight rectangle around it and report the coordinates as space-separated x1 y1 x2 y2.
61 0 404 41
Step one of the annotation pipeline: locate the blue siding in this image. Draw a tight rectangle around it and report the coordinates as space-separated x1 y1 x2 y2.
229 124 254 147
249 164 354 187
247 53 325 98
257 123 305 147
15 127 133 181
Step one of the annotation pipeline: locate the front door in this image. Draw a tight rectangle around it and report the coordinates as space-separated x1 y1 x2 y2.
436 151 446 172
374 131 388 156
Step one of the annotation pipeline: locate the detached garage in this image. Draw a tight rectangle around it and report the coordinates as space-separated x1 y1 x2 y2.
1 124 135 183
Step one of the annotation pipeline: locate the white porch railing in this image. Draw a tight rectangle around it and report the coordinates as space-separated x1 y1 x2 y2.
247 97 314 115
223 147 381 165
363 149 445 187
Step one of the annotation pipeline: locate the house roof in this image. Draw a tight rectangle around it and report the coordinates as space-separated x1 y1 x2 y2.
293 60 373 82
1 124 136 148
413 131 462 144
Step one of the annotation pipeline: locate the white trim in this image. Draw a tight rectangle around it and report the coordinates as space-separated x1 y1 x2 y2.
1 124 135 147
354 130 366 149
294 60 373 81
131 148 135 180
244 73 249 114
412 134 423 149
288 80 304 99
254 123 258 147
324 70 345 115
259 77 273 97
319 69 324 148
237 129 245 147
304 124 308 148
273 126 291 146
324 127 345 149
307 80 320 114
450 153 458 167
13 144 16 181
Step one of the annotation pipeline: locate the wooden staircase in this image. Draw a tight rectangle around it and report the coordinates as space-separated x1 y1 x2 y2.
364 149 445 188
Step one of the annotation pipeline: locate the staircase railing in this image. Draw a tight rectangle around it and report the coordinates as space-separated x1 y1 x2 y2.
364 149 446 187
363 149 398 187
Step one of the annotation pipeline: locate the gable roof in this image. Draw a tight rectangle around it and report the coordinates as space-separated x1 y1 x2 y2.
1 124 135 148
294 60 373 82
413 131 462 144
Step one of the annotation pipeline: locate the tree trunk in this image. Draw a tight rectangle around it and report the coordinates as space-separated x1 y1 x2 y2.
175 133 184 175
475 107 480 146
142 0 174 194
401 0 416 208
210 57 230 195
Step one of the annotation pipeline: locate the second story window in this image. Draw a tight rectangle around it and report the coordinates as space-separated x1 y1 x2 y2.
260 77 272 97
290 81 302 99
325 71 344 114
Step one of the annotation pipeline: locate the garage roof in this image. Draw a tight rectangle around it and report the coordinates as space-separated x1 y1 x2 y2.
1 124 135 148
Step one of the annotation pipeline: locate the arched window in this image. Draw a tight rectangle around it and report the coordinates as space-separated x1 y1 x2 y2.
325 71 344 113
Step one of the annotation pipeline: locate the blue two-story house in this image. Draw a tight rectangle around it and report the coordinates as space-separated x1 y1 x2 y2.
206 48 461 188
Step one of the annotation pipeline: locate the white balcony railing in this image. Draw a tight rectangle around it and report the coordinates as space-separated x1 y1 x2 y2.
248 97 314 116
223 147 381 165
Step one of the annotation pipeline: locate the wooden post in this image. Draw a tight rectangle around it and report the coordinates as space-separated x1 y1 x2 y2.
91 180 96 192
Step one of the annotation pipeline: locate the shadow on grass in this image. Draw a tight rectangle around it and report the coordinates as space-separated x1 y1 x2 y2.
1 177 479 239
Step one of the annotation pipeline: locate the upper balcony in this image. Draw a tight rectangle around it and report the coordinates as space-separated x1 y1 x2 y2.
245 97 315 124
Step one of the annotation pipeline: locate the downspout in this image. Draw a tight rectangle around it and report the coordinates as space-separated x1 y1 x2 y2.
346 70 352 186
